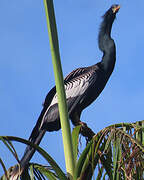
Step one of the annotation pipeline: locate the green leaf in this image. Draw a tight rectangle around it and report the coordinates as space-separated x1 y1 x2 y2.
103 130 114 153
0 158 8 180
113 135 117 179
142 121 144 146
30 165 35 180
74 140 92 179
1 120 144 179
112 134 121 180
0 137 18 161
96 166 103 180
99 138 113 179
72 125 81 164
33 164 58 180
77 130 106 180
0 136 67 180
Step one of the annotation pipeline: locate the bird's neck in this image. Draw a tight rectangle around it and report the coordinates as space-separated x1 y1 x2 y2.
100 36 116 75
100 21 113 37
98 18 116 75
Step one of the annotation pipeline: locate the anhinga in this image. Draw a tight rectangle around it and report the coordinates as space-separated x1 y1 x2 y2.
10 4 120 179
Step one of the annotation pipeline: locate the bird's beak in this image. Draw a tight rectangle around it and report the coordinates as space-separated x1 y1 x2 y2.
112 5 120 13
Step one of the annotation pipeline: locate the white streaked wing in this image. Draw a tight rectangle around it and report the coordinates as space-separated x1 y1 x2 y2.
39 71 95 128
50 72 92 107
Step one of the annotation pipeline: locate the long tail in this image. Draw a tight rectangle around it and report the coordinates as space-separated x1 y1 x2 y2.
9 128 46 180
9 88 59 179
9 109 47 180
9 128 60 179
20 129 46 170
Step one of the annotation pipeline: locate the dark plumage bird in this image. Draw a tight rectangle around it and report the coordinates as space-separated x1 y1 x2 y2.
10 4 120 179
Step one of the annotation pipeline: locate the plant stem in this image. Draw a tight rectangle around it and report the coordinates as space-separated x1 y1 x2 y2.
43 0 75 178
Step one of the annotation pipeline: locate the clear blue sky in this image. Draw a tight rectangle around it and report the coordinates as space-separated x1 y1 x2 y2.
0 0 144 176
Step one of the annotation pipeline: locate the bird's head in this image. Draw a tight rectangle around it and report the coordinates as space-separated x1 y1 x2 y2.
111 4 120 14
103 4 120 21
98 4 120 54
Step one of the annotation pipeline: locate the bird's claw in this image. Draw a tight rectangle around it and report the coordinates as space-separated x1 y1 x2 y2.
79 121 87 128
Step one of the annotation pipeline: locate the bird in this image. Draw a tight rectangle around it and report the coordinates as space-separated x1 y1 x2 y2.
9 4 120 179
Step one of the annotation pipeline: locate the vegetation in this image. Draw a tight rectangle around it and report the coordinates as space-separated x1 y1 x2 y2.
0 121 144 179
0 0 144 179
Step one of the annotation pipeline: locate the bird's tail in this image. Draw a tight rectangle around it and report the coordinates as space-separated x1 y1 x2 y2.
9 128 46 180
8 105 49 180
21 128 46 168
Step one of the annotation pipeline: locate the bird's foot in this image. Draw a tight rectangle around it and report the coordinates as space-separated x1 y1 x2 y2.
78 121 95 143
78 121 87 127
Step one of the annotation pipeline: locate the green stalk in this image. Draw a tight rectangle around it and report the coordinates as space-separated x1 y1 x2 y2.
43 0 75 178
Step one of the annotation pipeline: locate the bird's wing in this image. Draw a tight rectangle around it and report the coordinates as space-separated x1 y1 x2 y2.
31 65 99 133
42 67 88 108
64 67 88 82
41 68 97 127
65 69 97 114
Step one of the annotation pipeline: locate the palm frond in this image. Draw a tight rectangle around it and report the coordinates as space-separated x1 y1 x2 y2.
75 120 144 180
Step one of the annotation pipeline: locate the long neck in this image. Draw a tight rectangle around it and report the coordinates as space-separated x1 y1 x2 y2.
98 15 116 76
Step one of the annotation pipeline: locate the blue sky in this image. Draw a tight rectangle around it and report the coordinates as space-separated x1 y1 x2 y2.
0 0 144 176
